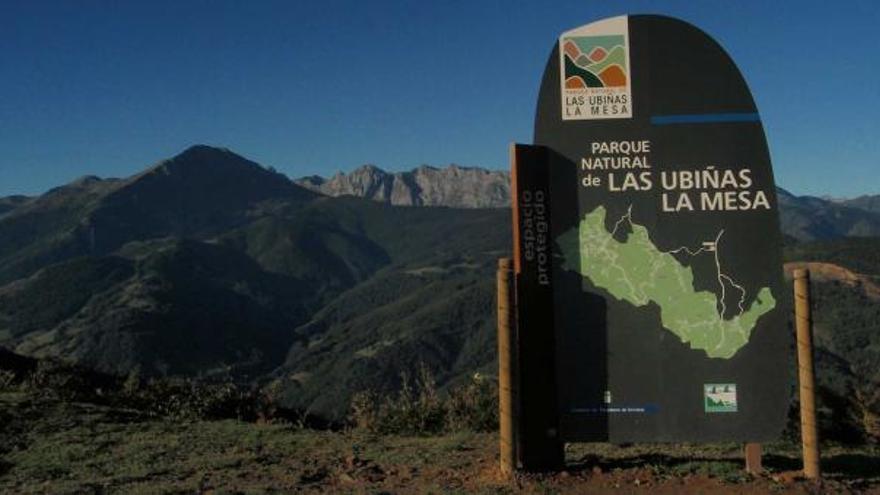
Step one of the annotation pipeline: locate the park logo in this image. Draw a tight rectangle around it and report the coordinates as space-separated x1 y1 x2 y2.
559 16 632 120
704 383 738 413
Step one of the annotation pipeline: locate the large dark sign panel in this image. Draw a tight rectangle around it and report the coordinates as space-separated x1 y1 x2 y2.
515 15 791 443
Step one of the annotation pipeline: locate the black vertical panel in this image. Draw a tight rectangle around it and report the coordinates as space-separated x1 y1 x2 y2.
511 144 564 469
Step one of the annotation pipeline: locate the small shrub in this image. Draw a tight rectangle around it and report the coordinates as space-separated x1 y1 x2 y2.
23 360 99 402
3 353 294 425
122 367 142 397
349 366 499 435
349 365 444 435
445 373 498 432
130 378 262 421
350 390 379 431
397 365 446 434
375 365 446 435
0 369 16 390
255 382 281 425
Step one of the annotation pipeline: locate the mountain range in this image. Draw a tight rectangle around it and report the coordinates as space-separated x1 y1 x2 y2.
0 145 878 432
295 164 510 209
841 194 880 214
298 164 880 241
0 146 509 419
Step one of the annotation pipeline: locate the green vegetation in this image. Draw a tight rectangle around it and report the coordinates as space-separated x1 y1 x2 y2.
0 256 133 339
276 256 499 420
1 385 878 493
808 281 880 441
0 355 285 424
784 238 880 443
785 237 880 276
349 366 498 435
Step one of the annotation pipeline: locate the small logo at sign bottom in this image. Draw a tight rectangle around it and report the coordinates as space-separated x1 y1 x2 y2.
704 383 737 413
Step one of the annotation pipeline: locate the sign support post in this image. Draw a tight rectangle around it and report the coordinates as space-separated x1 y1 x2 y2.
794 268 821 479
497 257 517 476
744 442 762 474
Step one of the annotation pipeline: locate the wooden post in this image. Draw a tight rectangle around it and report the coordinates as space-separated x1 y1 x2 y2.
794 268 821 479
744 442 762 474
497 257 516 476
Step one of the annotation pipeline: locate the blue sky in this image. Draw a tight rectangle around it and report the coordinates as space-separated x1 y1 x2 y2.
1 0 878 198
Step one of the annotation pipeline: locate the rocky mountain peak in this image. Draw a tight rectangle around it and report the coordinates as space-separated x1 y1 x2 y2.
296 164 510 208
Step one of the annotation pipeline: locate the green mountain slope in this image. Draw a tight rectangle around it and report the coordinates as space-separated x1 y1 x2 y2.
0 146 510 388
785 237 880 275
783 238 880 440
0 255 134 342
273 253 503 419
1 240 312 377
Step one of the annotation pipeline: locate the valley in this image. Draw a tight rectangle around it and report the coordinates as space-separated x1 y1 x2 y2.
0 145 878 440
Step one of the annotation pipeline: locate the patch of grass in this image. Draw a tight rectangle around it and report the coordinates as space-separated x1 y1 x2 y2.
2 391 880 493
1 405 329 493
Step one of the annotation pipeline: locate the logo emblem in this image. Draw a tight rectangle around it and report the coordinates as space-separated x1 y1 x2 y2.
559 16 632 120
704 383 738 413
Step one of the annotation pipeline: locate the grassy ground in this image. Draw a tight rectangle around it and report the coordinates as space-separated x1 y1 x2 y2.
1 392 879 494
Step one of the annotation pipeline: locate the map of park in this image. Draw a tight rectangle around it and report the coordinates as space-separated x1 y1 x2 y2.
557 205 775 359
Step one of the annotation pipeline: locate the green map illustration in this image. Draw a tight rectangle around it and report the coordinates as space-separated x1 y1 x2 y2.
556 205 775 359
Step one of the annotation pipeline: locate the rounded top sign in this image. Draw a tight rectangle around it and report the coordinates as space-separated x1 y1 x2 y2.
515 15 790 443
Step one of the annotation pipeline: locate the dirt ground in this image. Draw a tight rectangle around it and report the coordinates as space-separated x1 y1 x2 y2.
1 393 879 494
